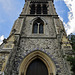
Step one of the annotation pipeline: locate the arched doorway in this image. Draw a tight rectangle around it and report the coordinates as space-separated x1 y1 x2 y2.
26 58 48 75
19 51 56 75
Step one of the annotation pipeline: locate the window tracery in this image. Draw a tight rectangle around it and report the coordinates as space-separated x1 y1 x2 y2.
33 18 44 34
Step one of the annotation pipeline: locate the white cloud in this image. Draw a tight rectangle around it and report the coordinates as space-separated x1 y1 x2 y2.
64 0 75 35
58 16 63 22
0 35 4 45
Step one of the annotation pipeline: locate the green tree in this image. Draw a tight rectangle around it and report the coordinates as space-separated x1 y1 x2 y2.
67 34 75 75
67 56 75 75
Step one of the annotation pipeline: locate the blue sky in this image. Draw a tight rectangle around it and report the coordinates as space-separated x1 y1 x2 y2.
0 0 25 38
54 0 69 23
0 0 75 44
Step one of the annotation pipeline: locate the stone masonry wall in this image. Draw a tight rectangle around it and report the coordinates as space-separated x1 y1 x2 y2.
9 38 71 75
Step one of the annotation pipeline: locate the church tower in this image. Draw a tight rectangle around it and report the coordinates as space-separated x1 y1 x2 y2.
0 0 72 75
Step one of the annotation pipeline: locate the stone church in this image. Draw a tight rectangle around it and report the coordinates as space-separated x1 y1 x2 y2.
0 0 72 75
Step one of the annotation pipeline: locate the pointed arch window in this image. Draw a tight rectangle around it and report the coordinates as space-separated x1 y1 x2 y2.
33 18 44 34
39 23 43 33
33 23 38 33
